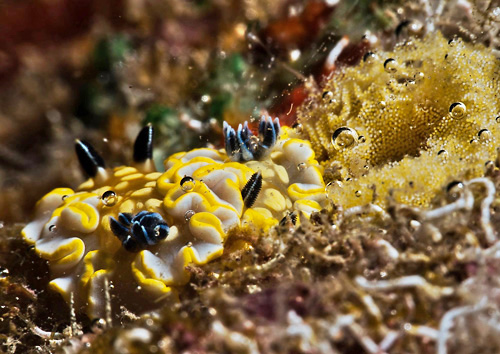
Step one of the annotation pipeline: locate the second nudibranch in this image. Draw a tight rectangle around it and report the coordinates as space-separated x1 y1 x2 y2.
22 116 326 318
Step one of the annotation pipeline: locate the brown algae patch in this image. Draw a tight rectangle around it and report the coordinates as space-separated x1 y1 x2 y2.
298 32 500 208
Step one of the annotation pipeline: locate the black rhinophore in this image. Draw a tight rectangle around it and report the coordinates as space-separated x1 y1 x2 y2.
75 139 105 178
133 124 154 163
279 212 297 227
241 171 263 208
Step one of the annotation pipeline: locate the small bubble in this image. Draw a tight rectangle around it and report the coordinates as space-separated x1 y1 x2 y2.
180 176 195 192
184 210 195 222
91 318 107 334
49 225 57 232
384 58 397 73
449 102 466 119
0 267 9 278
292 122 303 133
62 195 68 201
289 49 301 62
297 162 307 171
485 160 495 169
322 91 334 102
0 221 4 229
470 138 479 145
414 72 425 83
358 135 366 143
437 149 448 158
379 101 386 108
208 307 217 316
496 116 500 123
355 190 362 197
101 190 117 206
446 181 464 201
186 241 193 247
409 20 423 35
478 129 492 140
326 180 343 191
332 127 358 149
363 52 376 63
448 38 458 47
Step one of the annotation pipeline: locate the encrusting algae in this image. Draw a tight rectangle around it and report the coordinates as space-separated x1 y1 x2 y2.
298 32 500 208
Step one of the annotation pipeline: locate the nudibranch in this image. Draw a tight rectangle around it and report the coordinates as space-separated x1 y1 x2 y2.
22 117 326 318
298 32 500 208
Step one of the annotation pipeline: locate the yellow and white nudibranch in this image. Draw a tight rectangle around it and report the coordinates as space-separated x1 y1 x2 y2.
22 116 326 318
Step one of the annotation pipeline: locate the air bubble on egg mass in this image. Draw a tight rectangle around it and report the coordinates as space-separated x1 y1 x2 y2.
322 91 334 102
496 116 500 123
384 58 397 73
180 176 195 192
363 52 376 63
478 129 492 141
332 127 358 150
325 180 343 198
101 190 117 206
292 122 303 133
49 225 57 232
184 210 195 222
437 149 448 160
414 71 425 83
449 102 466 119
355 190 362 197
485 160 495 170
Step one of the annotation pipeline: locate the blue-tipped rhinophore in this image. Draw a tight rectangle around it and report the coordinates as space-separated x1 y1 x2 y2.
223 115 280 162
110 211 169 252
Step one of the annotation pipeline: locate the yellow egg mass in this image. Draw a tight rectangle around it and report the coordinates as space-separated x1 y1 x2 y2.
298 32 500 208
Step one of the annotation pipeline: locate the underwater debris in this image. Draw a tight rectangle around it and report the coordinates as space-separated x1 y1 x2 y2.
21 116 326 318
298 31 500 208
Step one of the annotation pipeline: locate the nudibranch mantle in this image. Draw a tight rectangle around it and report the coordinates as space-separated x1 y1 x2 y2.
22 119 326 318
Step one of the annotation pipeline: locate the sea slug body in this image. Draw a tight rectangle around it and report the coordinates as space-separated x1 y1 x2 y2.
22 117 326 318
